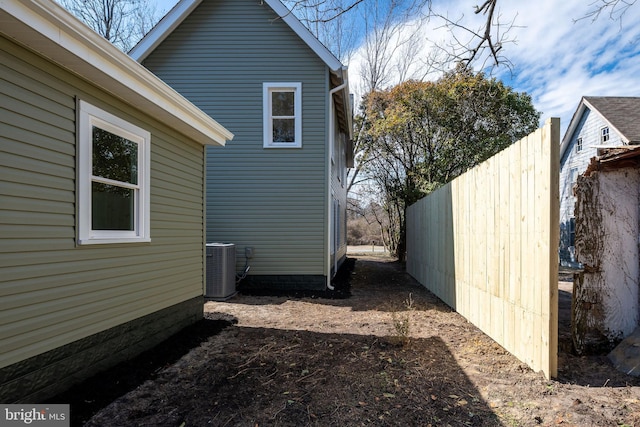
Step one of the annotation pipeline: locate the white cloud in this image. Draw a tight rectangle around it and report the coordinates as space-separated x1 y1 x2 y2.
491 0 640 135
347 0 640 137
157 0 640 137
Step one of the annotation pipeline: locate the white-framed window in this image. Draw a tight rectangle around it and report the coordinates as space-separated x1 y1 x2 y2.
569 167 579 200
575 137 583 153
569 217 576 247
77 100 151 245
601 126 610 143
570 167 579 184
263 82 302 148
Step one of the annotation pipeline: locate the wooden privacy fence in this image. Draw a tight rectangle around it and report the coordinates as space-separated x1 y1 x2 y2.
406 118 560 379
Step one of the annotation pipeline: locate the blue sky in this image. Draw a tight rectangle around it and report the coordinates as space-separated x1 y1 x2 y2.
492 0 640 135
155 0 640 137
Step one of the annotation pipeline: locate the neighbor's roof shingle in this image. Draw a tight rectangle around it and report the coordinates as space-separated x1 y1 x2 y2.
584 96 640 144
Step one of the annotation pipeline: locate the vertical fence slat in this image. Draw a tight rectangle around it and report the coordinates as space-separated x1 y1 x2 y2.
548 118 560 377
533 127 545 370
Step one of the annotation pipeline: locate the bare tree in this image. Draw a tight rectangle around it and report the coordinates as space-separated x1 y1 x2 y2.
284 0 361 62
283 1 410 204
286 0 521 72
425 0 520 72
58 0 164 52
287 1 528 257
288 0 521 213
285 0 367 22
345 0 426 206
576 0 637 28
356 0 425 92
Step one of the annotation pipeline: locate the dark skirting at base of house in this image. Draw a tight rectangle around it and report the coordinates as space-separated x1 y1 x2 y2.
0 296 203 403
238 274 327 292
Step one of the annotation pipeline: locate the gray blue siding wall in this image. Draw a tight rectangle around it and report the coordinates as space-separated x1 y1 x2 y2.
142 0 331 287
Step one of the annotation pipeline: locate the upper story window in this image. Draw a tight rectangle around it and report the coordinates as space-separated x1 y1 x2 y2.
77 100 150 245
601 126 610 143
575 137 583 153
263 83 302 148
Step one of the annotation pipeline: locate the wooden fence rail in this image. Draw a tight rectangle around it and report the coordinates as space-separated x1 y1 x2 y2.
407 118 560 379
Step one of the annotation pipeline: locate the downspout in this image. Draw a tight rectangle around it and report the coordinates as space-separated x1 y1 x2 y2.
326 76 348 291
329 81 348 96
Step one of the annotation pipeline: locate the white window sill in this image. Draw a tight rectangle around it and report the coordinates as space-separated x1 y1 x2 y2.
78 237 151 245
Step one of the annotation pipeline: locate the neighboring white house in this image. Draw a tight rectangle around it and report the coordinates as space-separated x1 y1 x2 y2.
559 96 640 267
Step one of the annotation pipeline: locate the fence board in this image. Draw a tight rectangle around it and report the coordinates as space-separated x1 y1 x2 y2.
407 118 560 379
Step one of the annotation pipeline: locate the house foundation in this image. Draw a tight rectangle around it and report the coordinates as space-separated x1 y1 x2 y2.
0 297 203 403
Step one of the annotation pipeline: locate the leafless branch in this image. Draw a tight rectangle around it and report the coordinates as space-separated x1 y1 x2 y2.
282 0 366 61
288 0 367 22
425 0 519 72
58 0 165 52
358 0 425 92
574 0 636 29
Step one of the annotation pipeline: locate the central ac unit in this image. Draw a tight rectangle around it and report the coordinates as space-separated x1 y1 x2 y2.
205 243 236 300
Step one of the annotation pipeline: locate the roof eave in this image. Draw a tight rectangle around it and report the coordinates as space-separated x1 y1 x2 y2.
267 0 344 72
129 0 202 61
339 67 353 140
1 0 232 146
561 96 638 159
560 98 586 160
130 0 344 73
583 97 631 145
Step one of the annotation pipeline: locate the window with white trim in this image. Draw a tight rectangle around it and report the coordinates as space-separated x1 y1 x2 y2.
575 137 583 153
601 126 610 143
263 83 302 148
77 100 150 244
570 167 579 185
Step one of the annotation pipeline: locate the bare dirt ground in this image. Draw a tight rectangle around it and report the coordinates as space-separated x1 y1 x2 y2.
71 254 640 426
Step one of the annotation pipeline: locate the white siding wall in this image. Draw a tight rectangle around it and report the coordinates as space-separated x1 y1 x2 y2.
559 109 624 265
